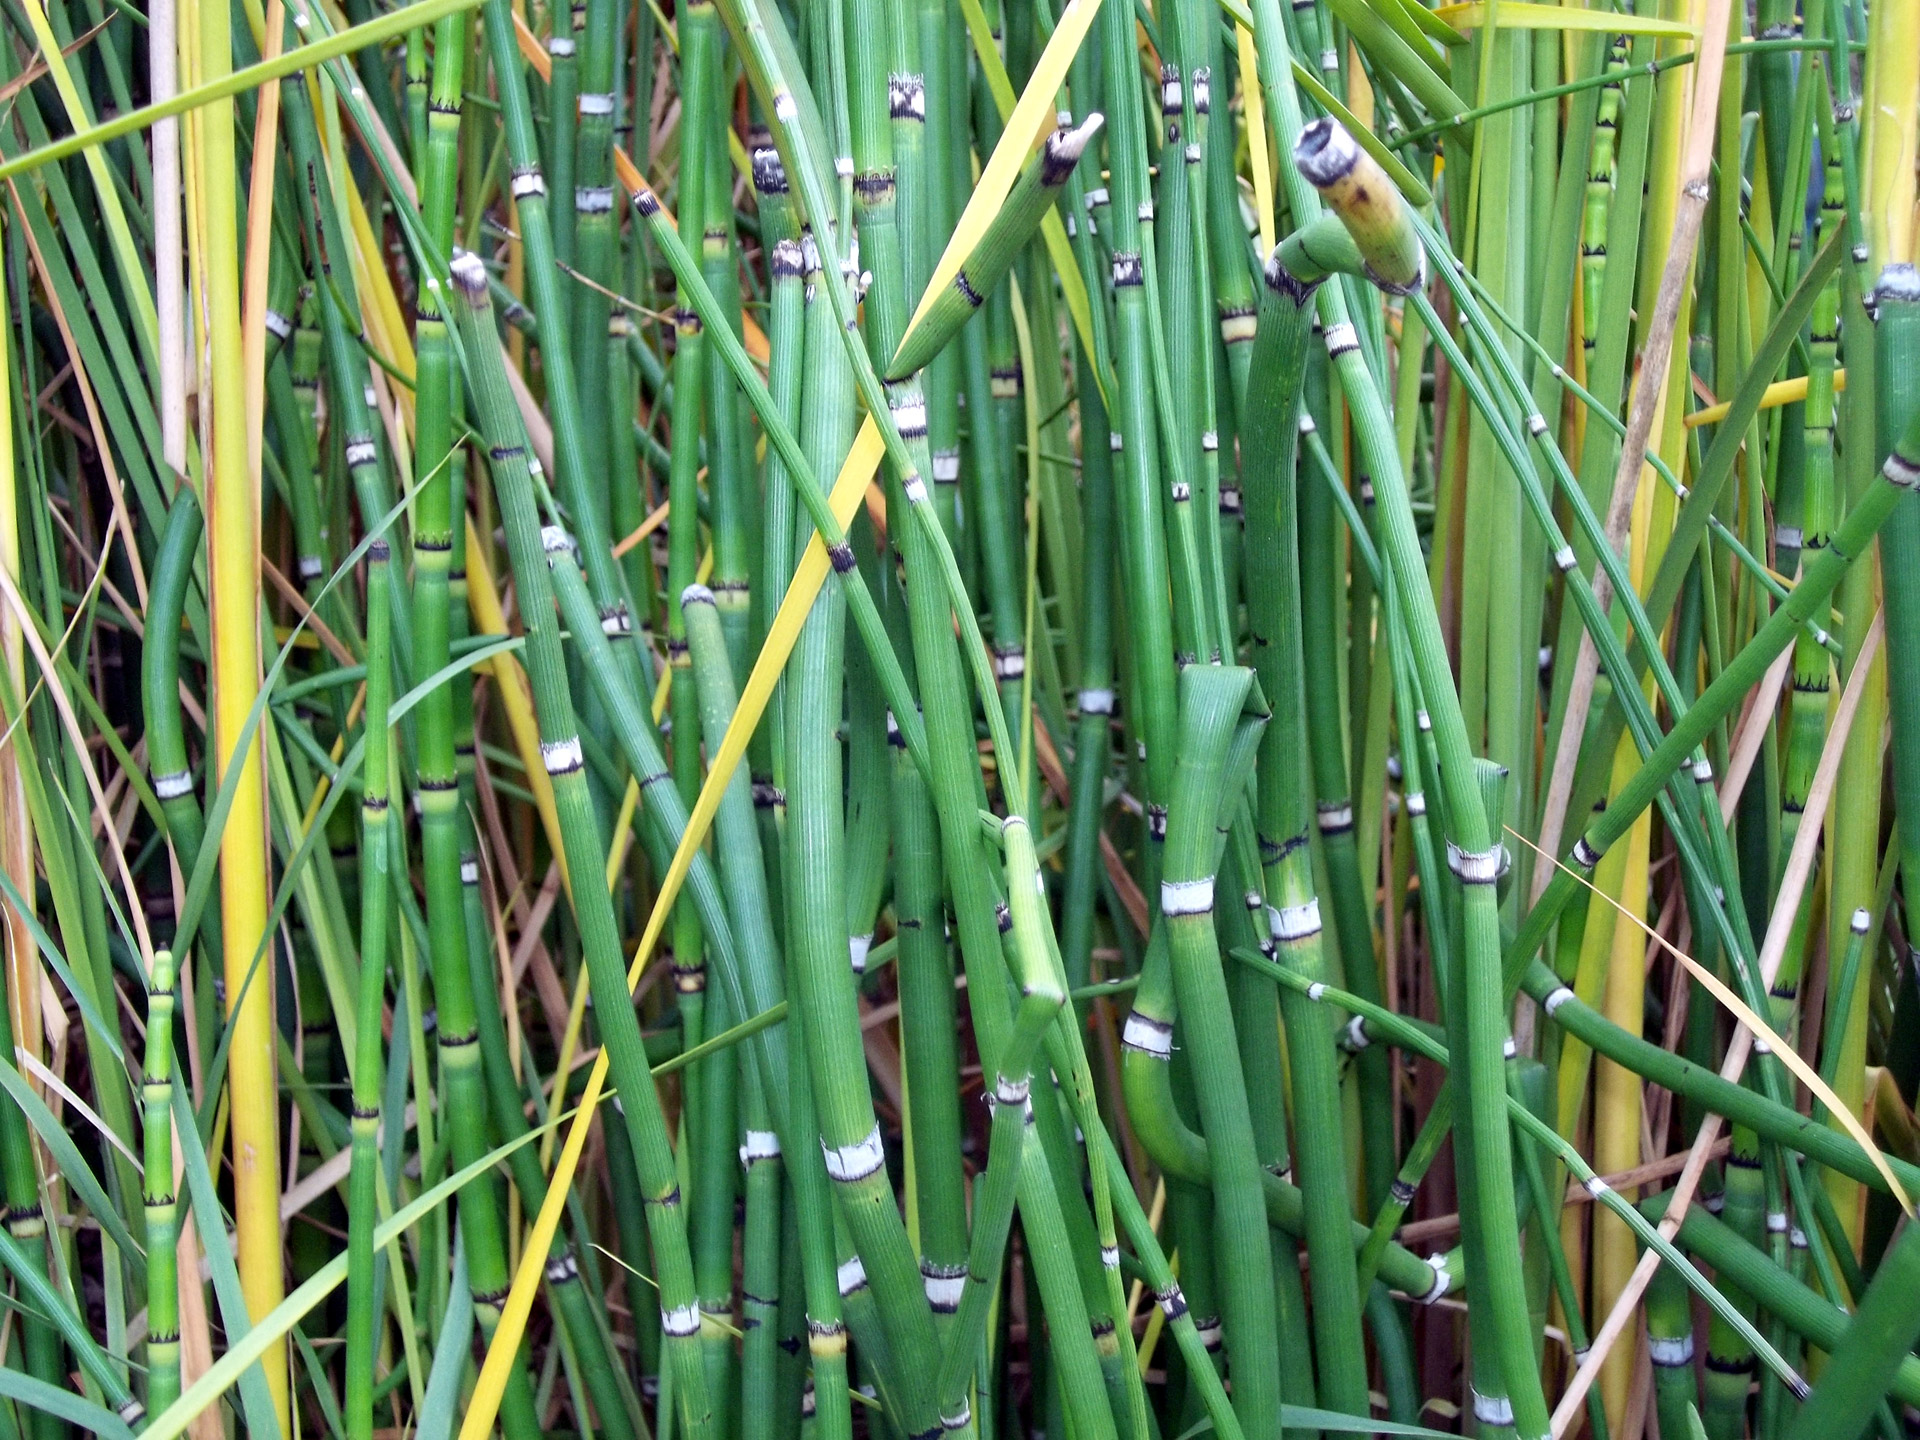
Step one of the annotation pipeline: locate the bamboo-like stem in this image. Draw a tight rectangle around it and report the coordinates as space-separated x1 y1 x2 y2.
8 2 1920 1437
343 539 392 1440
449 248 711 1440
141 949 181 1417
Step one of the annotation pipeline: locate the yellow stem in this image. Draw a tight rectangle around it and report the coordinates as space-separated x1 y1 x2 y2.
1860 0 1917 267
198 0 286 1418
1684 368 1847 428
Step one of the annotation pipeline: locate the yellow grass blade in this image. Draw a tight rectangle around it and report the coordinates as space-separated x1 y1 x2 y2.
1434 2 1695 35
905 0 1104 348
949 0 1102 401
1239 23 1276 257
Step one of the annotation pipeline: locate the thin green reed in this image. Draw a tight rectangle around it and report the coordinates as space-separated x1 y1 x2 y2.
1239 209 1370 1419
869 6 971 1338
1245 12 1552 1428
450 249 714 1440
11 3 1920 1440
570 0 620 512
343 536 397 1440
139 947 180 1418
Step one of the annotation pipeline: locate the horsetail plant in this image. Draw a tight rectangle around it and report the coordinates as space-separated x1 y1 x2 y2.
1 7 1919 1440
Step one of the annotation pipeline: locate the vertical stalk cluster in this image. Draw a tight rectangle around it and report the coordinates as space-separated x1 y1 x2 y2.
0 3 1916 1440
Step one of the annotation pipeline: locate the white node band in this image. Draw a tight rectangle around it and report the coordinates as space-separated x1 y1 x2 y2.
1324 321 1359 356
1447 841 1502 884
1122 1012 1173 1057
1472 1392 1515 1428
1079 687 1115 715
924 1272 966 1309
821 1126 886 1182
153 770 194 800
661 1304 700 1337
1649 1335 1694 1366
836 1256 868 1295
1269 899 1322 941
849 934 872 974
739 1130 781 1165
541 737 584 774
1160 877 1216 916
